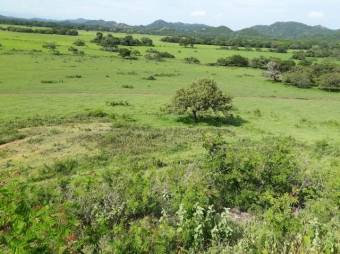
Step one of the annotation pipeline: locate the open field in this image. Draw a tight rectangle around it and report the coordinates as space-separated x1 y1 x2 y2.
0 27 339 253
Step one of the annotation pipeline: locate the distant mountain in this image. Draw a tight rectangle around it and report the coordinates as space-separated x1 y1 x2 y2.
133 19 233 38
1 14 340 41
238 21 340 40
63 18 130 29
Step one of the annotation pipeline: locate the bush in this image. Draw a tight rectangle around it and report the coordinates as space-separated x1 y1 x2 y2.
249 56 271 69
318 73 340 92
283 68 314 88
167 79 232 121
121 85 134 89
216 55 249 67
203 136 305 211
106 100 130 107
68 46 84 55
73 39 86 46
42 42 57 50
184 57 200 64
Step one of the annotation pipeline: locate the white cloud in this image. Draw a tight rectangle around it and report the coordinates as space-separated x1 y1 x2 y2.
190 10 207 17
308 11 324 18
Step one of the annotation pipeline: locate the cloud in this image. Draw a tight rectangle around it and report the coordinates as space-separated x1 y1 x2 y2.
308 11 324 18
190 10 207 17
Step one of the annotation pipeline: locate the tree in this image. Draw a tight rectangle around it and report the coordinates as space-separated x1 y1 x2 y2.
168 79 232 121
179 37 195 48
318 73 340 92
265 61 282 82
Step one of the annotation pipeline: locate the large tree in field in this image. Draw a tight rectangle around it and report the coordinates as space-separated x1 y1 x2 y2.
168 79 232 121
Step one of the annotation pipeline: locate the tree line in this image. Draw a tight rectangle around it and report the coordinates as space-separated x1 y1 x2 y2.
0 26 78 36
161 35 340 50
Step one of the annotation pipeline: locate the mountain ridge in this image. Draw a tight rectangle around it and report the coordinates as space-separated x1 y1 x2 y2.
1 14 340 40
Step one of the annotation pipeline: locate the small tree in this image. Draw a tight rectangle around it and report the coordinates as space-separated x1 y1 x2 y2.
168 79 232 121
265 61 282 82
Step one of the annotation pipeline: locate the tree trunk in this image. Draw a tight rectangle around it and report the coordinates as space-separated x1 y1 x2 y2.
192 111 197 121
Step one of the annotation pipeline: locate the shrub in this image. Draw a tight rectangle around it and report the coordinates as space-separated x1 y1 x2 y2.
87 109 108 117
118 48 137 59
106 100 130 107
145 49 175 60
203 136 305 211
68 46 84 55
184 57 200 64
318 73 340 92
249 56 271 69
216 55 249 67
121 85 134 89
283 68 314 88
167 79 232 121
73 39 86 46
42 42 57 50
145 75 156 80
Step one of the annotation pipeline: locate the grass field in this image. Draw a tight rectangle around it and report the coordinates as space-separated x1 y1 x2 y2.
1 29 339 142
0 27 339 253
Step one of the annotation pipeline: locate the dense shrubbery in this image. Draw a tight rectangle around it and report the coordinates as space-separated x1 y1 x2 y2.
5 26 78 35
272 62 340 91
1 127 338 253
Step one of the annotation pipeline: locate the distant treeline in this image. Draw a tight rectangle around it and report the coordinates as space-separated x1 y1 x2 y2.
161 35 340 50
0 26 78 36
92 33 154 47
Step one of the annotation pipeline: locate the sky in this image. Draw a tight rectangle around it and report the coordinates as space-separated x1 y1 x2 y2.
1 0 340 30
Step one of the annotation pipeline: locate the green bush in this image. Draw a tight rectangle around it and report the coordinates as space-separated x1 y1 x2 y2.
216 55 249 67
283 68 314 88
318 73 340 92
184 57 200 64
167 79 233 121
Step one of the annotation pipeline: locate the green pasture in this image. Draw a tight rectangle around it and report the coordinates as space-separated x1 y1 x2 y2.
0 28 339 144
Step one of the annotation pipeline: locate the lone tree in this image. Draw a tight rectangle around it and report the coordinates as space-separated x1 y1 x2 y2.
265 61 282 82
168 79 232 121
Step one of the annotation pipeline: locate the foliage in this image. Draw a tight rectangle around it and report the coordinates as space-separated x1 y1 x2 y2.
265 61 282 81
73 39 86 46
184 57 200 64
216 55 249 67
283 68 314 88
318 73 340 92
167 79 232 120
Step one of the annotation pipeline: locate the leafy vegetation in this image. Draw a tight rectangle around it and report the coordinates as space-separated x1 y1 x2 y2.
0 24 339 253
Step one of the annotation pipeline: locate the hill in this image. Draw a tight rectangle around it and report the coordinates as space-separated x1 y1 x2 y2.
1 14 340 41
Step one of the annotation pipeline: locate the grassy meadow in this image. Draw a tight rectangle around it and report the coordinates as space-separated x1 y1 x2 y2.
0 27 339 253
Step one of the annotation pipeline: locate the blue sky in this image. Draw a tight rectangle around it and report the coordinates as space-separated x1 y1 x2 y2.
1 0 340 30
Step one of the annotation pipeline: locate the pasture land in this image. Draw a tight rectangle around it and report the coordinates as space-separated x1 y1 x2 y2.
0 27 339 253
